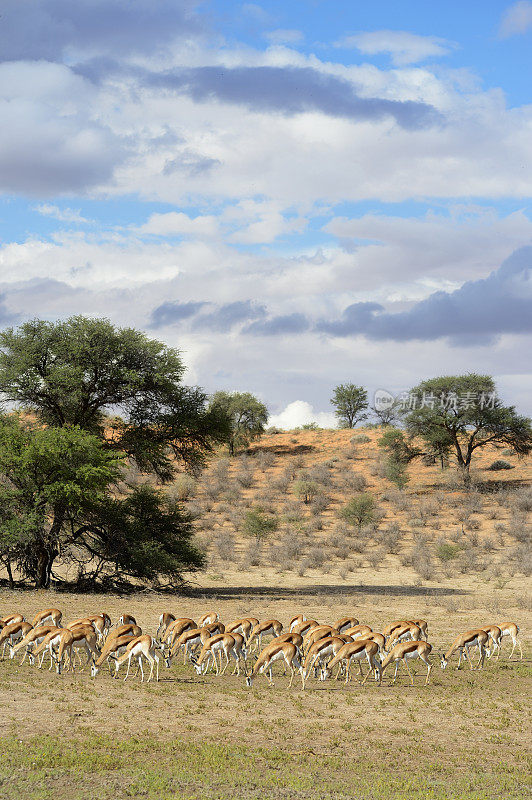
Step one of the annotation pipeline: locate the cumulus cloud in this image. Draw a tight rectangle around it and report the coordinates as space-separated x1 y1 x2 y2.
149 300 206 328
338 30 455 66
0 62 125 195
0 0 203 63
268 400 337 430
144 65 442 130
244 313 310 336
192 300 267 332
317 246 532 345
499 1 532 37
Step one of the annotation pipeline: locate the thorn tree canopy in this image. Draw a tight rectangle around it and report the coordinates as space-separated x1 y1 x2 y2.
0 316 230 479
404 374 532 478
0 316 228 589
208 391 268 455
330 384 369 429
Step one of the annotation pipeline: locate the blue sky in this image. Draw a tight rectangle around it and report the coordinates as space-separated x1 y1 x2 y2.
0 0 531 425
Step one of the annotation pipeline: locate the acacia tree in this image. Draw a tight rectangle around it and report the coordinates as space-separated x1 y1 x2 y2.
0 316 228 588
331 384 368 428
404 374 532 481
208 391 268 455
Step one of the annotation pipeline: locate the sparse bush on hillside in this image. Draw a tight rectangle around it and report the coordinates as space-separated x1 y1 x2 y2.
367 548 385 570
351 434 371 444
386 490 413 512
378 522 403 554
168 474 197 501
342 472 367 492
241 507 278 541
304 546 327 569
244 539 263 566
309 493 331 515
256 451 276 471
487 459 514 471
211 457 230 482
411 538 434 581
383 457 409 489
222 484 242 504
343 445 358 460
213 530 236 561
435 539 461 562
271 474 291 493
340 494 377 532
269 531 305 566
512 487 532 513
204 480 225 501
293 479 321 504
308 463 333 486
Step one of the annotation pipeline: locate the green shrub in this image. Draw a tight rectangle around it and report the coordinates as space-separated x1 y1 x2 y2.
487 459 513 471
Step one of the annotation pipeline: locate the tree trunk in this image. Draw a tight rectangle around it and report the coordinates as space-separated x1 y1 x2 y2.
35 546 58 589
5 559 14 589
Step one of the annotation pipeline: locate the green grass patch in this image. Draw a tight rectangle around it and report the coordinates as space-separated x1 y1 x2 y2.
0 734 528 800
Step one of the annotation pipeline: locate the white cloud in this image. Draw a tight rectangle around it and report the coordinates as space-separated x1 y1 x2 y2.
499 1 532 37
268 400 337 430
35 204 90 224
338 30 455 66
139 211 219 238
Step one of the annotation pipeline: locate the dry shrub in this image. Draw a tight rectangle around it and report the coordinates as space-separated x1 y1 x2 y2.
256 451 275 471
305 546 327 569
271 475 291 493
213 531 236 561
269 531 305 566
235 469 254 488
512 486 532 513
204 480 225 500
344 445 357 460
338 564 350 580
168 474 197 501
308 464 333 486
367 548 385 570
342 472 367 492
223 484 242 504
507 514 531 543
282 501 305 523
387 490 413 513
309 493 331 515
411 538 433 581
417 498 440 519
378 522 403 554
244 539 263 566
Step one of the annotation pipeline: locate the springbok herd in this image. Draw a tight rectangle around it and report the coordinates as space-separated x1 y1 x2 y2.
0 608 523 689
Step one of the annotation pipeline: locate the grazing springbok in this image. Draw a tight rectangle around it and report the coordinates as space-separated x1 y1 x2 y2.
387 623 422 652
334 616 359 633
381 641 433 686
91 635 137 677
10 625 60 665
288 614 308 631
247 620 283 653
191 633 247 676
301 636 353 689
226 618 254 641
480 625 502 659
31 608 62 628
198 612 219 626
162 618 197 651
290 619 319 637
54 626 101 674
111 635 160 683
0 621 32 659
165 627 213 667
302 625 340 656
1 613 24 629
440 630 489 670
156 612 176 640
499 623 523 660
245 641 302 688
28 628 64 669
321 640 382 686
